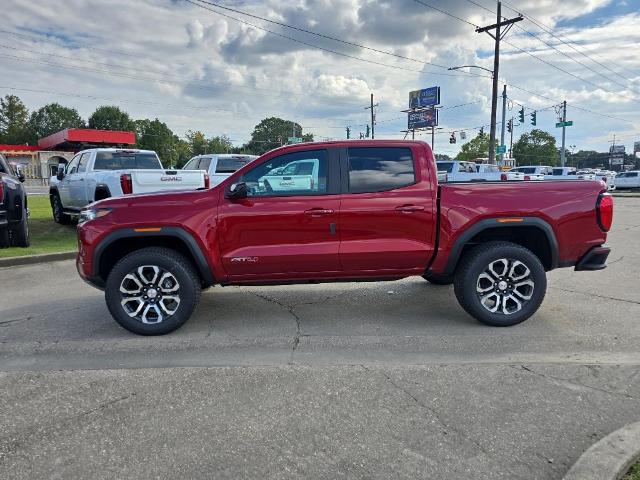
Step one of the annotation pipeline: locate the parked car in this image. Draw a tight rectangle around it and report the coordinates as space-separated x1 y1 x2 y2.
49 148 209 223
614 170 640 189
76 140 613 335
577 169 616 191
182 154 257 187
550 167 596 180
436 161 524 182
0 154 29 248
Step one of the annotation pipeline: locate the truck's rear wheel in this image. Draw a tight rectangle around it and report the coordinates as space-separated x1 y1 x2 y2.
453 242 546 327
105 247 201 335
10 207 30 247
0 229 9 248
51 194 70 224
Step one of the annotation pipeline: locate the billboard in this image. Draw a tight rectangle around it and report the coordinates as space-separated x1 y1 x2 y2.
634 141 640 152
409 87 440 108
610 144 625 166
408 109 438 129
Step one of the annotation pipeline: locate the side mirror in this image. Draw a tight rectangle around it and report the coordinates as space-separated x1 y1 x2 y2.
17 172 25 183
56 164 66 181
225 182 248 200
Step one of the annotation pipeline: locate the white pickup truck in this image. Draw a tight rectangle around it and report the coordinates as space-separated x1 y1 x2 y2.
182 154 257 187
49 148 208 223
436 161 525 182
258 158 321 192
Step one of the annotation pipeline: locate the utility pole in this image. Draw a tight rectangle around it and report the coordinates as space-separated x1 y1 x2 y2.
431 127 435 153
560 100 567 167
476 2 523 164
499 84 507 164
365 93 378 139
509 116 514 158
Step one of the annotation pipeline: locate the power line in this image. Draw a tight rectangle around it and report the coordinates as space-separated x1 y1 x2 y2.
191 0 485 76
184 0 489 79
501 0 640 81
465 0 640 90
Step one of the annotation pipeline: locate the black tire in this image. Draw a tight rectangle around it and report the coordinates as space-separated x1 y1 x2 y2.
422 272 453 285
105 247 201 335
0 229 9 248
453 241 546 327
51 193 70 224
10 207 30 247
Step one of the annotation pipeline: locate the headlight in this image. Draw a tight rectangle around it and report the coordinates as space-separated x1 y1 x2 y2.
78 208 112 224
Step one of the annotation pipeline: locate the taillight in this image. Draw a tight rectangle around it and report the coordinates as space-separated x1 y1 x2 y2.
524 175 530 181
597 193 613 232
500 173 507 181
120 173 133 195
204 173 210 189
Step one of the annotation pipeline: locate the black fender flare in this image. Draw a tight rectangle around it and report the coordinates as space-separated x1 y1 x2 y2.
442 217 559 275
94 184 112 201
93 227 215 287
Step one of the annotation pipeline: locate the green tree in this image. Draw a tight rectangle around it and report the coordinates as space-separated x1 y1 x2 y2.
208 134 233 154
28 103 85 141
88 105 135 131
185 130 208 156
435 153 451 161
0 95 30 144
455 132 489 161
134 118 178 167
245 117 313 155
512 129 558 166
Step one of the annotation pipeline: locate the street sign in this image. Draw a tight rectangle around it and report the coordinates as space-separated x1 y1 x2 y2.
496 145 506 154
288 137 303 143
555 121 573 128
409 87 440 108
408 109 438 129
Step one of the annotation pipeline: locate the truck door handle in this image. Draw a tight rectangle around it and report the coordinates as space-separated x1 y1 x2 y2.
305 208 334 216
395 205 424 212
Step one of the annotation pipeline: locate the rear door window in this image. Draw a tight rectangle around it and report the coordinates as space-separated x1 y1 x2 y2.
347 147 415 193
215 158 250 173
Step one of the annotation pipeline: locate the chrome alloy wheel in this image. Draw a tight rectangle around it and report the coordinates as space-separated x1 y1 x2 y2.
119 265 181 324
476 258 535 315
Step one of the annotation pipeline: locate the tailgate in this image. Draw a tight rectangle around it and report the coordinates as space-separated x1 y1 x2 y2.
130 169 206 194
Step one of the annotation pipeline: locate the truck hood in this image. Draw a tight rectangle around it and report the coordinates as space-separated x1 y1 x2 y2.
90 186 217 209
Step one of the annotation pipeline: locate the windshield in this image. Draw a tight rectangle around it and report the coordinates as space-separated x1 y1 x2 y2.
436 162 454 173
93 151 161 170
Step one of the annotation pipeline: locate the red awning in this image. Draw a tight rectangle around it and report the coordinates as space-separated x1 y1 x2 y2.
38 128 136 150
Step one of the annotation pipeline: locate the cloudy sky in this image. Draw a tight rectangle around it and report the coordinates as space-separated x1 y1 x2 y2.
1 0 638 156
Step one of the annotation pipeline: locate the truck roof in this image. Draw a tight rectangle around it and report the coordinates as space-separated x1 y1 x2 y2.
74 148 157 155
263 139 431 155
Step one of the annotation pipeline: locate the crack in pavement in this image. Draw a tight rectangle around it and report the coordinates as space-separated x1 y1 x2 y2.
249 292 302 362
360 365 534 478
553 287 640 305
514 365 635 399
0 317 33 327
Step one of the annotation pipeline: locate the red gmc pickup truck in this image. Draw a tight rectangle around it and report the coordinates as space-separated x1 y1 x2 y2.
76 140 613 335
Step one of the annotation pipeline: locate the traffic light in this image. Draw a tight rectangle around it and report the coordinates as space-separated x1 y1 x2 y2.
365 124 370 138
507 119 513 133
518 107 525 123
449 133 456 144
530 111 537 126
346 127 350 139
479 126 485 137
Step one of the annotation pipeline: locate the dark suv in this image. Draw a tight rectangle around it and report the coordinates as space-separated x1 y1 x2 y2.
0 153 30 248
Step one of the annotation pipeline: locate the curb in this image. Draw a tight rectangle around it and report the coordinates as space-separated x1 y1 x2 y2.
612 192 640 198
0 251 76 268
563 421 640 480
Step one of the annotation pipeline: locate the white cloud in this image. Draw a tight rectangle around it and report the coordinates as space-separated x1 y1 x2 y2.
0 0 637 154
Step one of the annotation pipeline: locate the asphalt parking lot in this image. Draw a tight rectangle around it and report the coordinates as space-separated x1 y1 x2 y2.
1 197 639 479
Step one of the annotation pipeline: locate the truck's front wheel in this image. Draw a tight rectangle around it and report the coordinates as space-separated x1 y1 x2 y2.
105 247 201 335
454 242 546 327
